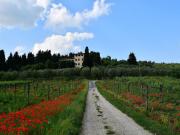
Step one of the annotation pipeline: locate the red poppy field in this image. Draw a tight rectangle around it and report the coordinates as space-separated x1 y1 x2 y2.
0 80 86 135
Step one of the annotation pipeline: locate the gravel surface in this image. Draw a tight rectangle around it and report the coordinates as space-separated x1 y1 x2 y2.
80 81 153 135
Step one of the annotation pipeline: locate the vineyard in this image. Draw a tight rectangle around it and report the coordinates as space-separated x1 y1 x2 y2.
0 79 87 135
1 77 180 135
97 77 180 135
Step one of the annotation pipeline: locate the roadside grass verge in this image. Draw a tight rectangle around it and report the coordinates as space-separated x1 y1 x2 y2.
42 80 88 135
96 82 179 135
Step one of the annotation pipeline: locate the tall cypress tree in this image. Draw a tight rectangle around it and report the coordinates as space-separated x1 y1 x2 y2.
6 53 13 70
21 54 27 66
0 50 6 71
13 52 21 70
127 52 137 65
83 47 93 68
27 52 35 65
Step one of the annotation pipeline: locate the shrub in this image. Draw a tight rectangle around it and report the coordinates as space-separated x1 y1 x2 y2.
91 67 103 79
80 67 91 78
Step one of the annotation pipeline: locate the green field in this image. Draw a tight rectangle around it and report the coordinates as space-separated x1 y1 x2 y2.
97 77 180 135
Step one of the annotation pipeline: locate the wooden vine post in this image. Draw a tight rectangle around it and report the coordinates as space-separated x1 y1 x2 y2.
113 81 115 93
160 84 163 103
116 81 118 94
119 80 121 94
27 83 30 105
58 84 61 96
128 83 130 92
48 85 50 100
71 80 73 90
8 84 10 93
23 83 26 98
36 83 39 91
146 85 149 111
141 83 143 97
14 84 17 103
4 85 6 95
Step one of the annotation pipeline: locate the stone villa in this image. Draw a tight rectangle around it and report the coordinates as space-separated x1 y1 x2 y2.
74 53 84 68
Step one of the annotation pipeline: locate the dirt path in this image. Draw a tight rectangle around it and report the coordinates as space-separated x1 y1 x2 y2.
80 81 153 135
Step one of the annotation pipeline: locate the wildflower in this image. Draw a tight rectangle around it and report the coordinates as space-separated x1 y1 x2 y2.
0 83 84 135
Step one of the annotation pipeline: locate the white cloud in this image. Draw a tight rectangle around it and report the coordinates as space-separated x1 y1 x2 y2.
32 32 94 55
14 46 25 55
0 0 50 28
45 0 111 30
36 0 51 9
0 0 111 29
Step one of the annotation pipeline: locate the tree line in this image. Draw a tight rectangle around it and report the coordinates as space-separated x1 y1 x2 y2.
82 47 151 69
0 47 102 71
0 46 153 71
0 50 73 71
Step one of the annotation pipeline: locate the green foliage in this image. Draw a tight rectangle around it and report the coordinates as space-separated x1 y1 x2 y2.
91 67 103 79
0 71 18 80
81 67 91 78
2 63 180 81
102 56 128 66
45 59 56 69
59 60 75 69
61 68 81 77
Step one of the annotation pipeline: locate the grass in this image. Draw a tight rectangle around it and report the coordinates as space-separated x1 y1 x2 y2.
96 81 179 135
41 80 88 135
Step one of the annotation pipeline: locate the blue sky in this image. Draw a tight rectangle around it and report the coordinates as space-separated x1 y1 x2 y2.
0 0 180 63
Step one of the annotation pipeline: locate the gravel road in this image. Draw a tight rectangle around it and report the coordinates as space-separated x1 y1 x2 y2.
80 81 153 135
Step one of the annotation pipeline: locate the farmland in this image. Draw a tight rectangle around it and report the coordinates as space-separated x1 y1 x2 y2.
97 77 180 135
0 79 88 135
0 76 180 135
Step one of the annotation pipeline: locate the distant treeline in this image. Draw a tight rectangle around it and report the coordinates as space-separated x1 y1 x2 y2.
0 46 157 72
0 49 75 71
0 46 152 71
0 48 101 71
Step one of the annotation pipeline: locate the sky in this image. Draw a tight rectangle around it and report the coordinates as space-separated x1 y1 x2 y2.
0 0 180 63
